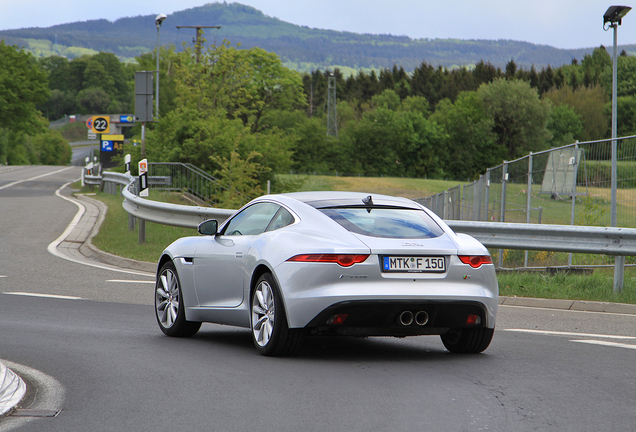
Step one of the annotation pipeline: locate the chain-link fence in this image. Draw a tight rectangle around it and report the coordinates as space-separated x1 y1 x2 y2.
420 136 636 269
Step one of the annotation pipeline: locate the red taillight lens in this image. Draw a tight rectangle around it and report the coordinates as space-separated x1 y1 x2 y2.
466 314 482 325
458 255 492 268
286 254 369 267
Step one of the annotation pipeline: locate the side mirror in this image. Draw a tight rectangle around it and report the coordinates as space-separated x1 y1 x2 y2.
198 219 218 236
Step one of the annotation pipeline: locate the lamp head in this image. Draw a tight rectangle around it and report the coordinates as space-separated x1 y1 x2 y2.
604 5 631 26
155 14 167 28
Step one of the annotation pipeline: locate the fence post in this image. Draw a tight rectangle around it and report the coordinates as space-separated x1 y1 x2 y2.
128 180 137 231
137 178 146 244
476 176 482 222
443 191 448 220
568 143 579 267
498 162 508 268
484 169 490 222
524 153 533 269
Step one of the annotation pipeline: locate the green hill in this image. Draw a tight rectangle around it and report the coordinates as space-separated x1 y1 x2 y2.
1 2 634 72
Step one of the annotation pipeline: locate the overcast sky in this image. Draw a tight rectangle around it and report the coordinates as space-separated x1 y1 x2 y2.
1 0 635 50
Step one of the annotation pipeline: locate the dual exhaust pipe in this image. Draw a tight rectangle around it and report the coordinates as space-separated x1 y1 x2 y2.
398 310 429 326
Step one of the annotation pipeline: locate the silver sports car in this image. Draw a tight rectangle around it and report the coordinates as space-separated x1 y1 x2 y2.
155 191 498 356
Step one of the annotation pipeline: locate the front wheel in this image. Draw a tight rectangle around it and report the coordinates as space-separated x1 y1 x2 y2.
155 261 201 337
251 273 301 356
441 327 494 354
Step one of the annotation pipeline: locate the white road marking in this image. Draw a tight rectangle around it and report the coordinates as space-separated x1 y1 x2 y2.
48 182 153 277
107 279 155 284
504 329 636 340
3 292 82 300
571 340 636 350
0 167 73 191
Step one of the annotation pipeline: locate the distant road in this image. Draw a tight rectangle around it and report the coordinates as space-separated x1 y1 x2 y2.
70 141 99 166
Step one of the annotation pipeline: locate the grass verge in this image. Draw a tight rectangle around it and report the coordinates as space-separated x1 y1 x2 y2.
498 270 636 304
85 189 195 263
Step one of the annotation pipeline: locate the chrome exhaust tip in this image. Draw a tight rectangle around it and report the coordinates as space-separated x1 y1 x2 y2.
398 311 414 326
415 311 429 326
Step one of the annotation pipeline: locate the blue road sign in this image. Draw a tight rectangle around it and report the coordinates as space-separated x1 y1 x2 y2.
101 140 114 152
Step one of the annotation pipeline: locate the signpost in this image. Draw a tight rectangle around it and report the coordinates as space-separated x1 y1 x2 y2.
138 158 149 244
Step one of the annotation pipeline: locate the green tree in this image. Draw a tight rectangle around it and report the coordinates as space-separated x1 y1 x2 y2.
175 41 306 133
399 95 430 117
543 85 609 141
38 89 76 121
581 46 611 88
76 87 111 114
371 89 401 110
478 78 551 159
0 41 50 134
147 106 237 172
605 95 636 137
211 149 267 208
431 92 502 179
600 55 636 97
546 104 583 147
341 106 446 178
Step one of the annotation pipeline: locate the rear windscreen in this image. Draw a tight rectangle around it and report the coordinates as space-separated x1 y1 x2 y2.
319 207 445 239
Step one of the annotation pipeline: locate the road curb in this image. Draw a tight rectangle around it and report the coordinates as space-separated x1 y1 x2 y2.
499 296 636 315
0 361 26 416
71 194 156 273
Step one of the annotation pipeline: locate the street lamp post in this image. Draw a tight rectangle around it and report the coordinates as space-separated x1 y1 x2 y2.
603 5 631 293
155 14 167 119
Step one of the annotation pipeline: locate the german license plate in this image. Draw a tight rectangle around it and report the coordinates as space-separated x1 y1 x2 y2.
382 256 446 273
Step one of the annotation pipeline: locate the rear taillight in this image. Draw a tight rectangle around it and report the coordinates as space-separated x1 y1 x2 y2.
458 255 492 268
286 254 369 267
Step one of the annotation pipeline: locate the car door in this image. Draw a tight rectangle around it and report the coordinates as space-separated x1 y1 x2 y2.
192 202 281 308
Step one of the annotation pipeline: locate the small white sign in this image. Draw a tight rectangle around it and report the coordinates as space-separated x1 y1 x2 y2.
139 159 149 197
88 132 98 140
125 154 131 175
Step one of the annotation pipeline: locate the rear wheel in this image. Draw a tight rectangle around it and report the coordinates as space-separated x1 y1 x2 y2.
251 273 301 356
441 327 494 354
155 261 201 337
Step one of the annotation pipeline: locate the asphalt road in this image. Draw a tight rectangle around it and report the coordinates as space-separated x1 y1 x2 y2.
1 165 635 432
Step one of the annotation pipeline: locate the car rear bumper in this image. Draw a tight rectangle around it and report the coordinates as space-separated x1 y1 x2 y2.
303 299 491 337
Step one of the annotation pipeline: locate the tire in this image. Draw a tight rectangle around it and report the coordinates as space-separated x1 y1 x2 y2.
251 273 301 356
441 327 494 354
155 261 201 337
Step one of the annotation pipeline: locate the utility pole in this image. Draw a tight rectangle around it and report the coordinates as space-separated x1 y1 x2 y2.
176 25 221 63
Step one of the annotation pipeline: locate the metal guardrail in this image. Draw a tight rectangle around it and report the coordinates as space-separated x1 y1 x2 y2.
121 184 235 229
99 171 236 228
447 221 636 256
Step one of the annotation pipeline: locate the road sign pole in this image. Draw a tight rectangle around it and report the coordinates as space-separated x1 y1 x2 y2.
141 123 146 160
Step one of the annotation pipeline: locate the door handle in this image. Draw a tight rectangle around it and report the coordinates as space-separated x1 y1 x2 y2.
235 252 244 258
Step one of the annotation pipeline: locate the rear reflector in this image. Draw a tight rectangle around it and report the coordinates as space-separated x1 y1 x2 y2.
458 255 492 268
286 254 369 267
466 314 482 325
326 314 348 325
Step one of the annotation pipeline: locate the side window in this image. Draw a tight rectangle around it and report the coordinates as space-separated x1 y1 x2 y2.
265 207 295 232
222 203 280 236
